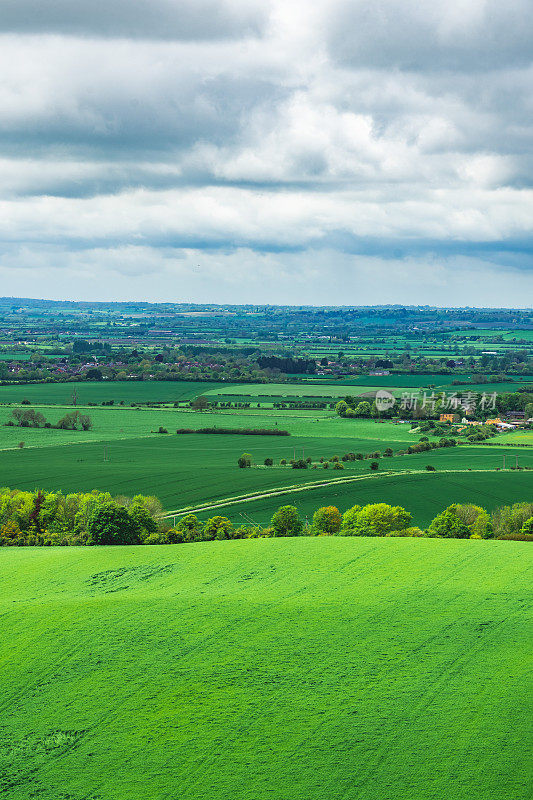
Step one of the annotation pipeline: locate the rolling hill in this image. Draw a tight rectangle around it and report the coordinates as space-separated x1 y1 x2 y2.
1 538 531 800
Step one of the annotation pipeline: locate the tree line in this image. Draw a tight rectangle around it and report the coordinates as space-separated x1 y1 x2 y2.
1 488 531 547
6 408 92 431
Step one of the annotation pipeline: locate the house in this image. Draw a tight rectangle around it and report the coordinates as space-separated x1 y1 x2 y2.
505 412 525 421
439 413 459 423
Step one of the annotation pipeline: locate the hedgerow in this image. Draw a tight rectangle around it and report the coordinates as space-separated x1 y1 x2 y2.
176 427 289 436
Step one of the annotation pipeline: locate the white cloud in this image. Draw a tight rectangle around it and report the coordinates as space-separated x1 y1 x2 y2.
0 0 531 304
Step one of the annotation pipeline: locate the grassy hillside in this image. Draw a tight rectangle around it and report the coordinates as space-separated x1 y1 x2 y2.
1 539 531 800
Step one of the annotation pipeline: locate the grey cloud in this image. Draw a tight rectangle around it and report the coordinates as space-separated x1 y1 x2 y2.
0 1 530 304
0 0 267 40
328 0 533 71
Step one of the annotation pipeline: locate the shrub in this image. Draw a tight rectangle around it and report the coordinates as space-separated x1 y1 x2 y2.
333 462 344 470
87 503 142 545
271 505 303 537
264 458 273 466
237 452 252 468
370 461 379 471
312 506 342 536
520 517 533 536
425 465 436 471
385 527 425 537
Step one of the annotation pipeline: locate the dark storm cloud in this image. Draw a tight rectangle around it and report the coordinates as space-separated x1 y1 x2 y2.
0 0 267 40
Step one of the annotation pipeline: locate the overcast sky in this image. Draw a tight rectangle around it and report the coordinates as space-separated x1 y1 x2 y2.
0 0 531 306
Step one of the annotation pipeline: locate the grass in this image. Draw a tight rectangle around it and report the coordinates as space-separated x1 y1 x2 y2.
0 538 531 800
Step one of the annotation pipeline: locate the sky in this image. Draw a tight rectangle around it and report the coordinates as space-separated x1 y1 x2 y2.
0 0 532 306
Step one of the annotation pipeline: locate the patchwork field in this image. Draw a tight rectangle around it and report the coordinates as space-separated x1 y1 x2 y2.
1 538 531 800
0 425 530 525
0 380 530 529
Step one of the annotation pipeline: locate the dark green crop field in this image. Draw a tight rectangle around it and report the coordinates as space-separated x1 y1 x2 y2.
1 538 531 800
213 470 533 528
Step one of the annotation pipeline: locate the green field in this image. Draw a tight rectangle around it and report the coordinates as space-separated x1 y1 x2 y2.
0 375 530 408
0 382 530 524
0 380 221 405
1 539 531 800
211 470 533 527
0 426 530 525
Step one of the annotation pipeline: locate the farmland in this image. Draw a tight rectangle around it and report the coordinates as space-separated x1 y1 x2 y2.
0 411 530 525
1 538 531 800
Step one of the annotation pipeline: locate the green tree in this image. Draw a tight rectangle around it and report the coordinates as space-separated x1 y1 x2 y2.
237 452 252 468
271 505 303 537
175 513 202 542
312 506 342 535
203 516 234 540
341 503 411 537
190 396 209 411
427 505 470 539
335 400 349 417
520 517 533 535
492 502 533 538
129 503 158 540
87 503 141 545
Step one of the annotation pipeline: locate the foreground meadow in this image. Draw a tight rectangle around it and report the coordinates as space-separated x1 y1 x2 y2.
1 538 531 800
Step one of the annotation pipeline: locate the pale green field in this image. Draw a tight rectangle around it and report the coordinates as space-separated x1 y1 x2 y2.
0 539 531 800
495 429 533 445
0 406 420 449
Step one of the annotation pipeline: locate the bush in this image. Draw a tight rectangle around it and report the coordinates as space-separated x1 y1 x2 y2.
237 453 252 468
370 461 379 471
333 462 344 470
385 527 425 537
87 503 142 545
271 505 303 537
312 506 342 535
176 427 289 436
425 465 436 471
264 458 273 466
520 517 533 536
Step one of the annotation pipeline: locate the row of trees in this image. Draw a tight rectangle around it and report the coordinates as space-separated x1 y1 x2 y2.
0 489 162 546
238 438 458 469
2 488 531 547
7 408 92 431
159 501 533 543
